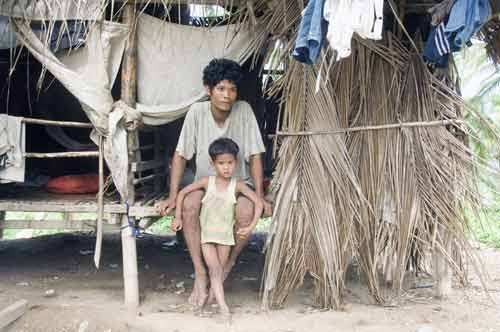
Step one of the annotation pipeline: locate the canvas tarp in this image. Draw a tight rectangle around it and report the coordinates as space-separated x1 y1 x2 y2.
12 14 256 198
136 14 255 125
12 19 132 198
1 0 103 20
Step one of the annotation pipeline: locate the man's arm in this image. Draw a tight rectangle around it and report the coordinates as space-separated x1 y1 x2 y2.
249 153 272 216
154 151 186 215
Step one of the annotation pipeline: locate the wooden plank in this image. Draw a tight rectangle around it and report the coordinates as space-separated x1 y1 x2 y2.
0 220 120 231
22 117 93 128
24 151 99 158
0 202 163 218
0 202 126 214
0 300 28 330
131 159 165 172
129 206 161 218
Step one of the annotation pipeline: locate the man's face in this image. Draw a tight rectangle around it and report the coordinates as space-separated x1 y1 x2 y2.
206 79 238 112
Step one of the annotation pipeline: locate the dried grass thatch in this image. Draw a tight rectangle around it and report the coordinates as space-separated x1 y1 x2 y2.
259 0 497 310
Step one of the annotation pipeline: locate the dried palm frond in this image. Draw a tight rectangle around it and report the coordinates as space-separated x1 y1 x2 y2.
262 57 365 309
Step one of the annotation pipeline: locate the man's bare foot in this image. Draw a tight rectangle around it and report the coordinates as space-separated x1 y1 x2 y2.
188 273 208 308
223 258 236 280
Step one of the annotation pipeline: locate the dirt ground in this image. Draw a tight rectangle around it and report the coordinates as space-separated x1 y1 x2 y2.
0 233 499 332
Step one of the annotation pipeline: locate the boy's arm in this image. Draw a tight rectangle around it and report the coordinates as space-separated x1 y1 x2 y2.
235 181 264 236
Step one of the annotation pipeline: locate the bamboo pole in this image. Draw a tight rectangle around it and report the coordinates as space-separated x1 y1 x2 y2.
274 119 464 137
23 151 99 158
120 2 140 309
94 135 105 269
21 117 93 128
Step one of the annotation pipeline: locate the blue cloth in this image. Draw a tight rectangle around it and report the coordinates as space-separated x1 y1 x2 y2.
423 0 491 68
292 0 326 64
445 0 491 48
423 22 459 68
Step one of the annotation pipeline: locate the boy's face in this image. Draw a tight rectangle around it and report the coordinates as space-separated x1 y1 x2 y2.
205 80 238 113
211 153 237 179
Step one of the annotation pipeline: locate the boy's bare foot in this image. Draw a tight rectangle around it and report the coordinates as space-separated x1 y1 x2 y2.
206 288 216 305
188 274 208 308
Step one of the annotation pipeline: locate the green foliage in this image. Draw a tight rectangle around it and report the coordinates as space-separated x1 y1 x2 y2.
455 44 500 247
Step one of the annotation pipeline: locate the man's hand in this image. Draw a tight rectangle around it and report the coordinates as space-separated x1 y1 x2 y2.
171 217 183 232
262 198 273 217
236 225 254 239
154 196 176 216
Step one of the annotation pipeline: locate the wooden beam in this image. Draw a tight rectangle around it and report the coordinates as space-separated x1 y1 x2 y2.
121 2 140 309
0 300 28 330
131 159 165 172
0 202 161 218
22 117 93 128
24 151 99 158
0 202 125 214
0 220 121 231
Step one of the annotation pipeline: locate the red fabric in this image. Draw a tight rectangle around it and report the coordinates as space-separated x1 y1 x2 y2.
46 174 99 194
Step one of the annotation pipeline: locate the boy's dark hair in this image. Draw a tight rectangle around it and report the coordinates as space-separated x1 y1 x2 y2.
209 137 240 160
203 58 243 91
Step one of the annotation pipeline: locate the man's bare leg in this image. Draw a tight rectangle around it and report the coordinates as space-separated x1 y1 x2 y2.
202 243 231 317
182 190 208 308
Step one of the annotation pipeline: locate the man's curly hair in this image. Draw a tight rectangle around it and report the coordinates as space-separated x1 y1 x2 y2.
202 58 243 91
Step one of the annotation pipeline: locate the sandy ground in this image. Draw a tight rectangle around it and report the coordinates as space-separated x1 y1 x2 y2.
0 233 499 332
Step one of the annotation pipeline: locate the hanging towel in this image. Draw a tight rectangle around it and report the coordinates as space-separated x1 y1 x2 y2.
323 0 384 61
0 114 25 183
293 0 326 64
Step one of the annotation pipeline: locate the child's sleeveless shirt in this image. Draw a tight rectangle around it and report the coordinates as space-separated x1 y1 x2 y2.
200 176 237 245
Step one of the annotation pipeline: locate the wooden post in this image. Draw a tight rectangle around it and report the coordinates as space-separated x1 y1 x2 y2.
120 2 140 308
94 135 105 268
0 211 4 239
433 228 452 298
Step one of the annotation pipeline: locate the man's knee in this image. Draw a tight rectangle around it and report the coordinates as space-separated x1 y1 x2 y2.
235 197 254 226
183 191 203 219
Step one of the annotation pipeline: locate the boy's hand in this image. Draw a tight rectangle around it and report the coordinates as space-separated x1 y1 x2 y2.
171 218 183 232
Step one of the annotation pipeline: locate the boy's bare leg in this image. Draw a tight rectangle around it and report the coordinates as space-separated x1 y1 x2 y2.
202 243 230 316
182 190 208 308
207 243 231 304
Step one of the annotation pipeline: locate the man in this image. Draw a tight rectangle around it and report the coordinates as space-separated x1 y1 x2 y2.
155 58 272 308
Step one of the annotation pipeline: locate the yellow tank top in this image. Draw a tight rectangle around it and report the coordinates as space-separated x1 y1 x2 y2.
199 176 237 245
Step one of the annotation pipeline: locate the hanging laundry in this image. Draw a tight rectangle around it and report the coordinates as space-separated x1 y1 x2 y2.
423 22 459 68
423 0 491 68
0 114 25 183
292 0 327 64
444 0 491 49
323 0 384 61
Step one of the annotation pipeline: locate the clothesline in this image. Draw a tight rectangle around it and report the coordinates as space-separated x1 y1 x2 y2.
272 119 464 137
